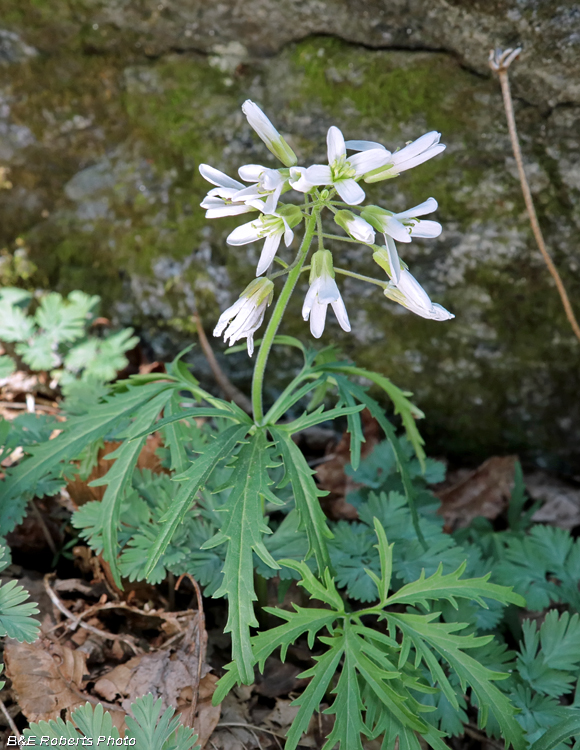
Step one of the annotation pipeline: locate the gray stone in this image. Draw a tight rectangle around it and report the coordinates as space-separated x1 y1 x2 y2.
0 2 579 471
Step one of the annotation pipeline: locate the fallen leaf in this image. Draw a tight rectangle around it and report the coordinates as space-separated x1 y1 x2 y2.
195 674 221 748
5 640 88 722
528 471 580 530
436 456 517 531
254 658 305 698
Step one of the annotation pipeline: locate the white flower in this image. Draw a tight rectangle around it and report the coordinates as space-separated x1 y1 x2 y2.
383 268 454 321
232 164 286 213
199 164 258 218
242 100 297 167
213 278 274 356
227 205 299 276
362 198 442 244
355 132 445 183
334 209 375 244
302 249 351 338
290 126 391 205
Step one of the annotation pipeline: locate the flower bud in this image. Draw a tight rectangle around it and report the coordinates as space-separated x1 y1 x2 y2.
334 210 375 244
242 100 298 167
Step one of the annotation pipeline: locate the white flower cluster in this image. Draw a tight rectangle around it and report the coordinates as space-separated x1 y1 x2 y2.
201 100 453 354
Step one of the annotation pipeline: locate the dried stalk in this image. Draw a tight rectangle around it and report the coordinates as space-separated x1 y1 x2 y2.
490 47 580 342
192 311 253 413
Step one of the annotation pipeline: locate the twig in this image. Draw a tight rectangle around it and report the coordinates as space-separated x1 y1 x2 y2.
216 723 289 741
489 47 580 342
43 574 141 654
0 696 20 738
192 311 253 413
175 573 206 724
29 500 58 556
464 723 505 750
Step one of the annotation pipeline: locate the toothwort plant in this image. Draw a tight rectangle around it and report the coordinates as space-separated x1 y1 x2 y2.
2 102 539 750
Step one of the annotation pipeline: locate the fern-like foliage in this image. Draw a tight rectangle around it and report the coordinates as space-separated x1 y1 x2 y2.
0 544 40 643
23 694 199 749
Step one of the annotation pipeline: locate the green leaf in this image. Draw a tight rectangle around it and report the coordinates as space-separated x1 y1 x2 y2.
90 388 175 588
517 612 580 697
0 379 175 535
283 559 344 610
16 332 60 370
529 712 580 750
0 296 35 342
0 578 40 642
281 403 365 434
214 602 337 704
317 364 426 469
388 612 525 749
125 693 199 750
0 355 16 379
335 375 364 471
271 427 333 574
323 630 368 750
386 562 525 610
368 518 394 606
202 430 282 683
285 643 344 750
145 424 249 579
35 290 96 343
132 406 248 441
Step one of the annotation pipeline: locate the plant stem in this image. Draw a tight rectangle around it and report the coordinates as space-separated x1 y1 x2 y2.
493 53 580 342
251 211 318 423
321 232 363 244
334 267 388 288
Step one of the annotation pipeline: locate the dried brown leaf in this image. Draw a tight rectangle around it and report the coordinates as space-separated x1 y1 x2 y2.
4 640 88 723
437 456 516 531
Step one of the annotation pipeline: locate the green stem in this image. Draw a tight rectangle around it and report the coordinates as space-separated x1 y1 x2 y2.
251 211 318 423
334 267 388 288
322 232 365 244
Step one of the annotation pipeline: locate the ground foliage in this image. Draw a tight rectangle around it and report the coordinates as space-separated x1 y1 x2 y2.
2 342 580 749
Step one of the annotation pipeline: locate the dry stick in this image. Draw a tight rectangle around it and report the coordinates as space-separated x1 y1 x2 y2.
43 574 141 654
192 311 253 413
216 723 289 741
0 696 20 739
175 573 206 725
490 47 580 342
29 500 58 557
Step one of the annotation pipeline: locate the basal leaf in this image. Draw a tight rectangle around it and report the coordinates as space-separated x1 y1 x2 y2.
0 579 40 642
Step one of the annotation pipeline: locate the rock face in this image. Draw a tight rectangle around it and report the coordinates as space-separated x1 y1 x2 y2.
1 1 579 470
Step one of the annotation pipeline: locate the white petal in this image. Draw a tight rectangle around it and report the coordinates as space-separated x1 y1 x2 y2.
227 220 262 245
289 169 314 193
397 269 432 311
207 187 239 199
205 204 256 218
383 217 412 243
331 294 351 332
282 219 294 247
199 164 244 189
232 184 261 201
349 216 375 244
261 169 284 191
302 279 321 319
238 164 266 182
246 334 255 357
429 303 454 321
391 132 441 164
263 182 283 213
410 220 442 238
317 274 340 304
393 144 446 173
256 233 282 276
327 126 346 164
304 164 333 185
345 140 387 152
335 178 365 205
385 236 401 285
309 299 328 338
213 297 247 336
395 197 438 220
348 148 392 176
